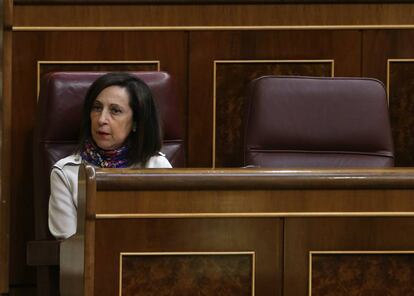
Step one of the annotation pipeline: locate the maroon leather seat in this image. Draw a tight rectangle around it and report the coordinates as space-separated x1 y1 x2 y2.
244 76 394 168
29 71 185 295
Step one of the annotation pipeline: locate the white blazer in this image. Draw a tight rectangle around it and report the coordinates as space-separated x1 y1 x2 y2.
48 153 172 239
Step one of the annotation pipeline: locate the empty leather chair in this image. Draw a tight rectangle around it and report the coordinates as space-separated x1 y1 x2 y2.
243 76 394 168
29 71 185 295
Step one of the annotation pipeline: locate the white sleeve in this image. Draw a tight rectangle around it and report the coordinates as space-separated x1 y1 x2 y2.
146 155 173 168
48 167 77 239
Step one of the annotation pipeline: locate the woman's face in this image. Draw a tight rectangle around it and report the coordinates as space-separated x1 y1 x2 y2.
90 85 134 150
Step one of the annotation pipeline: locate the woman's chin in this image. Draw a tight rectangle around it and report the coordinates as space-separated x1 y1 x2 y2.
95 141 114 151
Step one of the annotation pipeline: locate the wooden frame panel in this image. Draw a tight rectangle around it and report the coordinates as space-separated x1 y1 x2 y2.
0 0 12 293
284 218 414 296
57 166 414 295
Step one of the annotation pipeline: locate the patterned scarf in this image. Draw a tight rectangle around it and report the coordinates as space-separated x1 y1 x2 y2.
80 140 129 168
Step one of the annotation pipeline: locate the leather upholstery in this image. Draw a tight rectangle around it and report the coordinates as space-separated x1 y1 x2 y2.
34 71 185 240
244 76 394 168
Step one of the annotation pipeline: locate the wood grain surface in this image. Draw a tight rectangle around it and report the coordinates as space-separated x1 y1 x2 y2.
362 30 414 166
285 217 414 296
0 1 11 293
6 1 414 294
66 167 414 296
95 218 282 296
121 253 253 295
311 253 414 296
13 4 414 27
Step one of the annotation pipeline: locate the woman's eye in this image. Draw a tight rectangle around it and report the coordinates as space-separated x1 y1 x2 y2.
111 107 122 115
91 105 102 112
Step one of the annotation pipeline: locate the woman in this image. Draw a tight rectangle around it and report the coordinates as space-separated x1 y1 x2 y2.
48 72 172 239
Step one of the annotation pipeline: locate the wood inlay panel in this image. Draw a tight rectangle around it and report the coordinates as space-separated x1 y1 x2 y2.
121 253 253 295
95 218 283 296
311 253 414 296
388 60 414 166
362 30 414 166
284 218 414 296
215 61 332 167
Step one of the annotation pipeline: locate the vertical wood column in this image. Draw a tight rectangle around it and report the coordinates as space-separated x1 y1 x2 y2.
0 0 12 293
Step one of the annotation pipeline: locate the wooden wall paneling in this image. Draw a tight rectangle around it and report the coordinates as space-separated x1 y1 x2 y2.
387 60 414 167
362 30 414 166
0 1 4 292
94 218 283 296
284 217 414 296
10 31 43 289
0 2 4 293
11 30 188 289
188 30 361 167
12 4 414 27
1 0 12 293
0 1 9 293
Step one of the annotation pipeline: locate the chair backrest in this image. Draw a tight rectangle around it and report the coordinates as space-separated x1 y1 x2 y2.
34 71 185 239
243 76 394 168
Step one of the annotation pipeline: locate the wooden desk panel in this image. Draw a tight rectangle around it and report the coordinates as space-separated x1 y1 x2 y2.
285 218 414 296
94 218 282 295
59 166 414 296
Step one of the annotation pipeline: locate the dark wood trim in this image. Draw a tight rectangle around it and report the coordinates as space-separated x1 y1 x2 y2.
13 4 414 28
95 167 414 190
0 0 12 293
13 0 414 4
0 2 5 292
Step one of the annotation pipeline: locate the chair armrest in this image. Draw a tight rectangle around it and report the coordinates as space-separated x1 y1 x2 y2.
27 240 61 266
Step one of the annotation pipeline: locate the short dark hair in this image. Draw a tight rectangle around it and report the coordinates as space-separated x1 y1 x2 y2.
77 72 162 166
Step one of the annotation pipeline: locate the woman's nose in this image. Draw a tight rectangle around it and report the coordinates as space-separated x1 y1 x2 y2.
98 110 109 125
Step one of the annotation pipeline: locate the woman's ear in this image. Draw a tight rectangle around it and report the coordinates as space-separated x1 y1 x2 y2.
132 122 137 132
